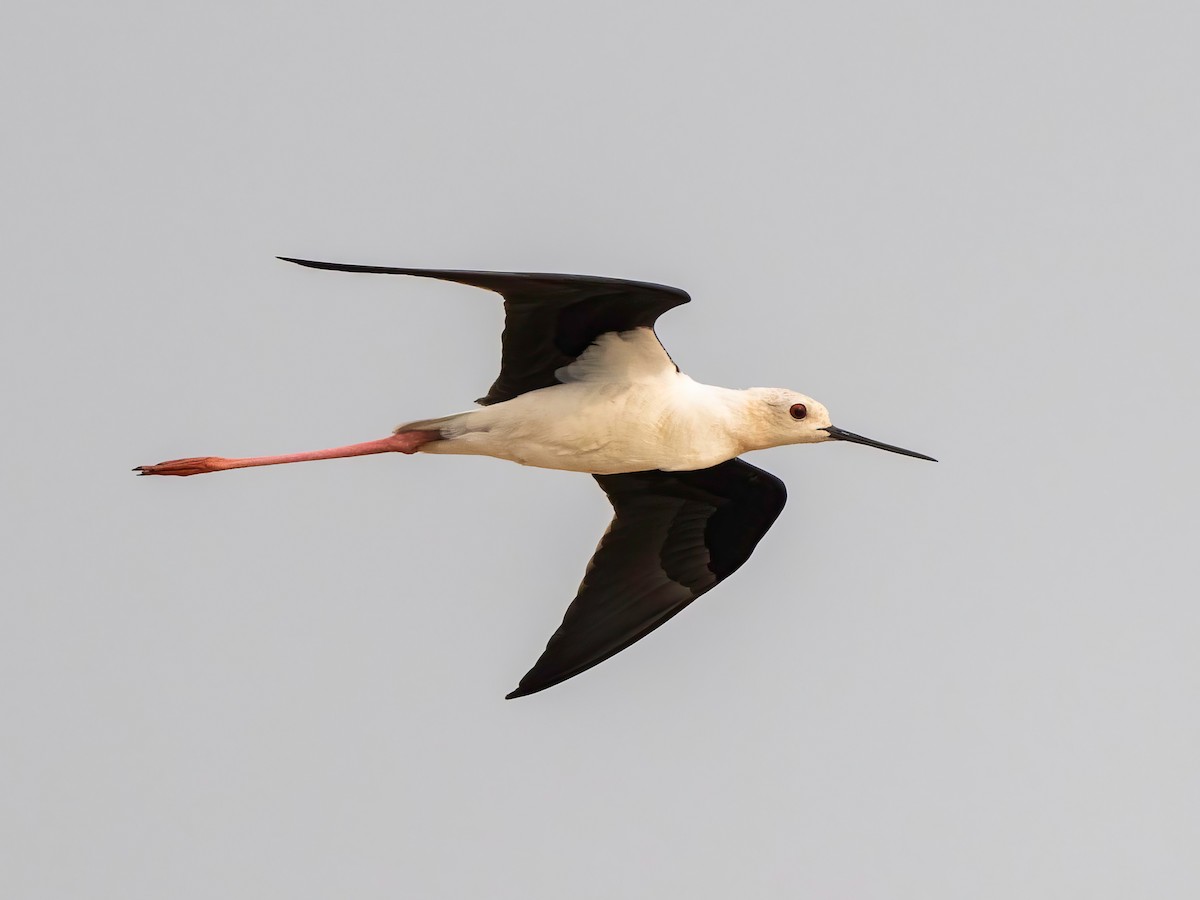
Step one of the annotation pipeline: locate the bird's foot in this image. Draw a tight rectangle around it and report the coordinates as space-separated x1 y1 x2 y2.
134 457 231 476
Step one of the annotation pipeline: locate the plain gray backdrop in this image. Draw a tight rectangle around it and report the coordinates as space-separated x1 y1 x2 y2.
4 1 1198 897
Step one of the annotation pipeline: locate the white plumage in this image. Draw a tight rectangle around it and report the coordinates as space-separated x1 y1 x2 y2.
409 328 833 474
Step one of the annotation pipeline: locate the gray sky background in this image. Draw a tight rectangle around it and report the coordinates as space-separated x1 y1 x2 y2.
4 1 1198 897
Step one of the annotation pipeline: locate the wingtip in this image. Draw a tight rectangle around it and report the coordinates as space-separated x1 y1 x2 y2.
277 255 340 270
275 256 389 274
505 678 555 699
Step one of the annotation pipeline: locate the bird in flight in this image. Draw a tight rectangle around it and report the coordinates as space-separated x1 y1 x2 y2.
136 257 936 698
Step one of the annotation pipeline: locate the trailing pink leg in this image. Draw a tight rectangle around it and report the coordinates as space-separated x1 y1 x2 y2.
134 430 441 477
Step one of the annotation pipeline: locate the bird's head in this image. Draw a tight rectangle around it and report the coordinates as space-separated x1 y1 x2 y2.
743 388 936 461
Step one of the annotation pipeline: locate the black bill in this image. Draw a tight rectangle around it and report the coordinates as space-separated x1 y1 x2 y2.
823 426 937 462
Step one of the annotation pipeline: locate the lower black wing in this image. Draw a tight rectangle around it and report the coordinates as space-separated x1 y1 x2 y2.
507 459 788 699
278 257 690 405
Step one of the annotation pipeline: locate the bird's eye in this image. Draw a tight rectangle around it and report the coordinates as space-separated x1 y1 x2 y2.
790 403 808 420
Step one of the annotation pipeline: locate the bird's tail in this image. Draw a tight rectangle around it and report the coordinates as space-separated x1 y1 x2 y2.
393 410 476 438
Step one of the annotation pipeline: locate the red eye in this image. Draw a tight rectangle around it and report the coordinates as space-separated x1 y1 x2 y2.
790 403 808 420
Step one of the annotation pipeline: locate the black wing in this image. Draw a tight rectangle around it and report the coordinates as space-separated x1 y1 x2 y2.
507 458 788 699
278 257 690 405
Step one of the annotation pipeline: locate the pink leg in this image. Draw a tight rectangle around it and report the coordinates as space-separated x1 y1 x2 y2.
134 430 441 477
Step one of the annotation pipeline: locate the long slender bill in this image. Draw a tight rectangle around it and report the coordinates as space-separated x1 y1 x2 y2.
823 426 937 462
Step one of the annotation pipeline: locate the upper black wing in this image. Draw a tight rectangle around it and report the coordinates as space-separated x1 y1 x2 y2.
278 257 690 405
507 458 788 699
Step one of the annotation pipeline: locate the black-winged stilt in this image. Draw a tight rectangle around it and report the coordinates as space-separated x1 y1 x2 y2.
137 257 935 698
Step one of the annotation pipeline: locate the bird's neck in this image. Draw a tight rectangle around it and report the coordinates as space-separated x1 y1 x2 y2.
684 384 774 455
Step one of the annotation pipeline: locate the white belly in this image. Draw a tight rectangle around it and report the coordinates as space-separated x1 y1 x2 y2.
418 378 745 475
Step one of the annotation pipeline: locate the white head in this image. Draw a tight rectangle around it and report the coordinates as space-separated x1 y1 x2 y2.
741 387 936 460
